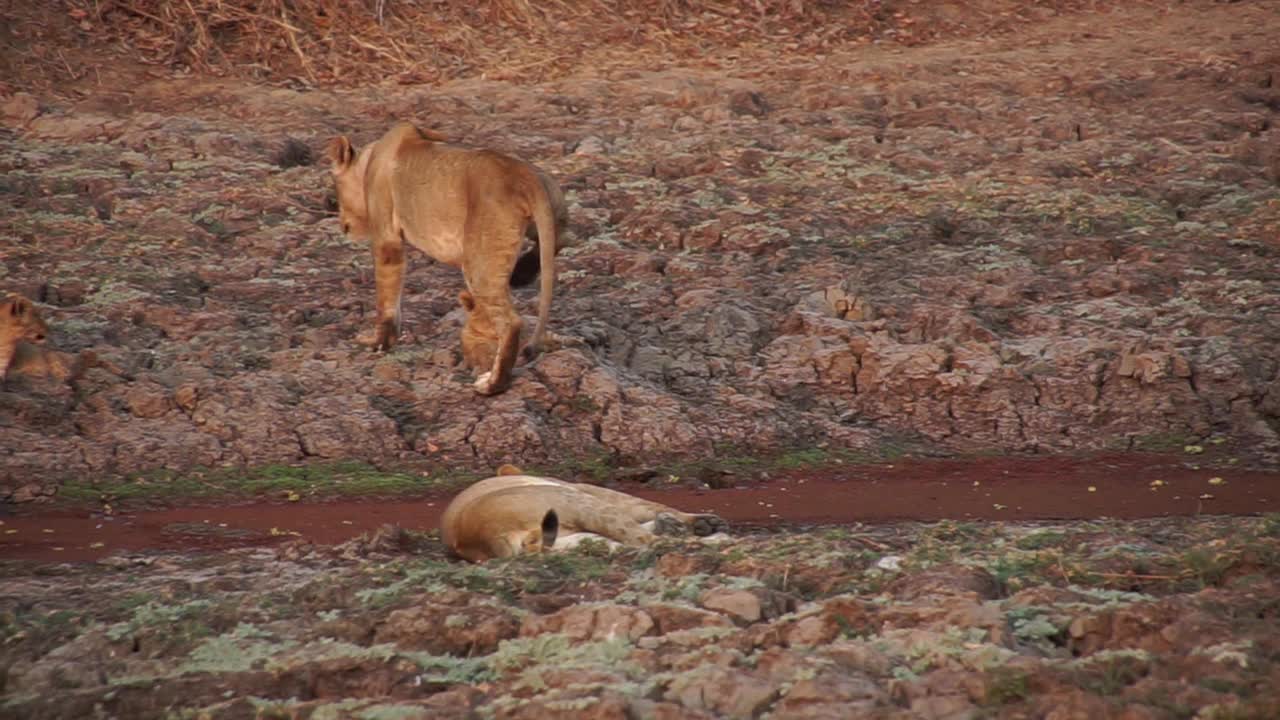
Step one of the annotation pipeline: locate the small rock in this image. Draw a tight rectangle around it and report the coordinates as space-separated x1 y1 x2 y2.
673 115 701 132
174 384 199 412
656 553 719 578
643 604 734 635
653 154 715 180
377 604 519 655
876 555 902 571
701 588 764 624
773 672 888 716
783 597 877 647
521 603 656 642
574 136 607 155
666 666 779 718
683 221 724 251
700 587 794 626
372 360 408 382
728 90 770 117
11 482 45 503
126 385 173 419
274 137 313 168
910 694 977 720
886 564 1000 601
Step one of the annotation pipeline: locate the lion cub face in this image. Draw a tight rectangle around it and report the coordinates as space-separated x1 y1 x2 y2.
2 294 49 347
325 137 370 240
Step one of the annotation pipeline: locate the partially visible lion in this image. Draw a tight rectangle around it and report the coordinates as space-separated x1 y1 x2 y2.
456 290 581 386
1 293 50 381
326 122 569 395
441 469 729 563
1 293 128 385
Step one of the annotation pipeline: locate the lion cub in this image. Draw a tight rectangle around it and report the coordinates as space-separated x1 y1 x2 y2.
327 122 568 395
1 293 127 385
1 294 50 381
441 468 729 563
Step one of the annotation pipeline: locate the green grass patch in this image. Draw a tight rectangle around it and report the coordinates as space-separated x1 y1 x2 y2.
984 667 1031 705
54 461 477 509
529 440 923 489
1129 431 1199 453
1016 530 1068 551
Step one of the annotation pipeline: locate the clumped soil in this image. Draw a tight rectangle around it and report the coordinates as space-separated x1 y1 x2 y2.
3 516 1280 719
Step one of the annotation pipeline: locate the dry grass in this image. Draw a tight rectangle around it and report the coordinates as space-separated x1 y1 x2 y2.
0 0 1117 89
41 0 889 86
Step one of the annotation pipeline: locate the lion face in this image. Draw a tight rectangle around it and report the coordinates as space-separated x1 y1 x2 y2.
458 290 501 371
325 136 371 240
2 295 48 345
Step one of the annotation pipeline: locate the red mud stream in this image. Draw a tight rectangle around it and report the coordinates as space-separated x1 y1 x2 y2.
2 454 1276 562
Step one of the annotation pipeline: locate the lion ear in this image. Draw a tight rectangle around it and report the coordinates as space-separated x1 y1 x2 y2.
458 290 476 312
326 136 355 170
540 509 558 549
8 296 29 318
418 127 448 142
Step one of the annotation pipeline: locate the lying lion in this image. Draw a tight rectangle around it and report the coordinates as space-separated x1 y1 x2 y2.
441 466 729 563
327 122 568 395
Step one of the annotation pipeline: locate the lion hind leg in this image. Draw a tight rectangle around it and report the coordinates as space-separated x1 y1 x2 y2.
559 496 660 548
372 235 406 352
568 483 700 526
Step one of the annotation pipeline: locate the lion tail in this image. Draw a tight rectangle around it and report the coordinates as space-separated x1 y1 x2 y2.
526 172 558 357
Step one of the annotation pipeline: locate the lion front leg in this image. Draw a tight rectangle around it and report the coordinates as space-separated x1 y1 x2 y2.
371 238 406 352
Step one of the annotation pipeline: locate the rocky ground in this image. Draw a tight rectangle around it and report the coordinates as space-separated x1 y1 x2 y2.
3 516 1279 719
2 1 1279 498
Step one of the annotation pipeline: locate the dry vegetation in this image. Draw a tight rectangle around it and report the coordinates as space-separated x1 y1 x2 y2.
6 0 1123 88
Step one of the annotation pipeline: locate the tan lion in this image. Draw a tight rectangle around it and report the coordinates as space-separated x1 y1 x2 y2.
327 122 568 395
1 294 129 385
441 468 729 563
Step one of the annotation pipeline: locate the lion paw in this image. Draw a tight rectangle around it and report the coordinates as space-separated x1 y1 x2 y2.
652 513 688 537
691 514 729 537
473 372 498 395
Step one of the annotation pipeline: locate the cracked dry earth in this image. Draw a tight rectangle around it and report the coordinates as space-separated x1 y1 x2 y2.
2 1 1280 491
4 2 1280 718
3 518 1280 719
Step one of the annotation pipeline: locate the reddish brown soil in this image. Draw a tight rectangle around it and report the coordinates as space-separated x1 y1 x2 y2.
2 453 1273 563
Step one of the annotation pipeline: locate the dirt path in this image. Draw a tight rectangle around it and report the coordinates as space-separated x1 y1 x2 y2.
3 453 1273 562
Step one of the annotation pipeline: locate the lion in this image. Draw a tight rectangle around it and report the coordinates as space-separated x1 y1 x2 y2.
441 469 729 563
327 122 569 395
1 293 129 385
1 294 49 381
